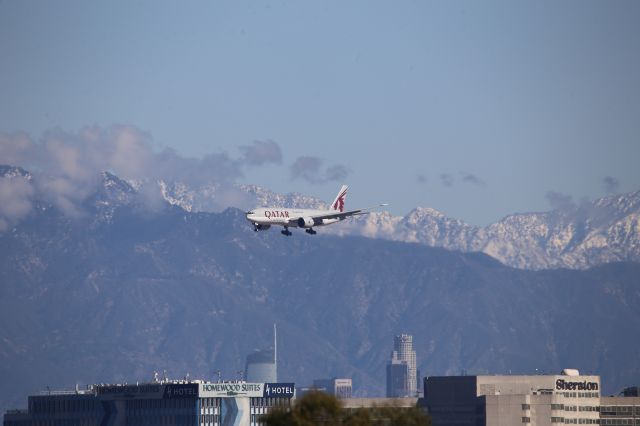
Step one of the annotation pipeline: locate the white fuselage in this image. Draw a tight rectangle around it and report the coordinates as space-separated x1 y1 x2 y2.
246 208 341 228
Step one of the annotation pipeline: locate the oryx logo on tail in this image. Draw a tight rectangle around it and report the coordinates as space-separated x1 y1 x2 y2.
331 185 348 212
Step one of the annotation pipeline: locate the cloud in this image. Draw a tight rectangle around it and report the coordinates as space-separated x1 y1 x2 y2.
324 164 349 182
416 175 427 184
440 173 454 188
602 176 620 194
290 156 349 184
0 175 34 231
545 191 576 211
461 173 485 186
0 125 288 222
239 140 282 166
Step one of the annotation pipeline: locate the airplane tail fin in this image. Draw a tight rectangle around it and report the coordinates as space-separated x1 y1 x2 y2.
330 185 348 212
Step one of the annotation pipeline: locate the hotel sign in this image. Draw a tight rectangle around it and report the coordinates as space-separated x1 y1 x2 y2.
200 383 264 398
264 383 295 398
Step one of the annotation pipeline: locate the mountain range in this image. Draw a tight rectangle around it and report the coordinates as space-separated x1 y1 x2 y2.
160 176 640 270
0 166 639 415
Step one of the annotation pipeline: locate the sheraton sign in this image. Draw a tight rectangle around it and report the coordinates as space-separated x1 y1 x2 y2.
555 379 599 391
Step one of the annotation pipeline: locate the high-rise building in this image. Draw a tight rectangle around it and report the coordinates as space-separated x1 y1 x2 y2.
245 324 278 383
386 333 417 397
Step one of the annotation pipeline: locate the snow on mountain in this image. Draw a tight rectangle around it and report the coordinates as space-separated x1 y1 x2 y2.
153 177 640 270
155 180 328 212
322 191 640 270
0 165 32 180
237 184 327 210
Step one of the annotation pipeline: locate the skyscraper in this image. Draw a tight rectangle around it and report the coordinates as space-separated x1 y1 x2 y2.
386 333 417 397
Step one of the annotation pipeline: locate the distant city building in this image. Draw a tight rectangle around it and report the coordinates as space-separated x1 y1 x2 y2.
3 381 295 426
386 361 409 397
422 369 602 425
245 324 278 383
312 378 353 398
386 333 417 397
245 349 277 383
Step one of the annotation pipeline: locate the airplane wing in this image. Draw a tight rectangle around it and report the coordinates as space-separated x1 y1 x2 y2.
286 204 387 226
309 208 368 221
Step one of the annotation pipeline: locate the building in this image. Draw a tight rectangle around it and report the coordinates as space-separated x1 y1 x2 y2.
600 393 640 425
245 324 278 383
312 378 353 398
387 361 410 398
3 381 295 426
245 349 277 383
3 390 100 426
386 333 417 397
422 370 601 425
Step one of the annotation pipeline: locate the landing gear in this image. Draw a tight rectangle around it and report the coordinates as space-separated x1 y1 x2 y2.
253 224 258 232
305 228 317 235
281 227 292 236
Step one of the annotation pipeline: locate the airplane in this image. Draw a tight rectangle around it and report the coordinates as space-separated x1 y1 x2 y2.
245 185 387 236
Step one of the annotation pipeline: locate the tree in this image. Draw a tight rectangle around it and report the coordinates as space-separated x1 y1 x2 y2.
262 391 431 426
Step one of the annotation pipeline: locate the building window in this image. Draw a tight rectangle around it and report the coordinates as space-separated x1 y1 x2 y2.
522 417 531 423
522 404 531 410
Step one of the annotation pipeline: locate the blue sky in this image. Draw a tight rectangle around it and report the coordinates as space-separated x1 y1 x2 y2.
1 0 639 225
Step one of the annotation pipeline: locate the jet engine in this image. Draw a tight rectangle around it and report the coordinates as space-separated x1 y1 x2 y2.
255 224 271 231
297 217 315 228
322 218 339 225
